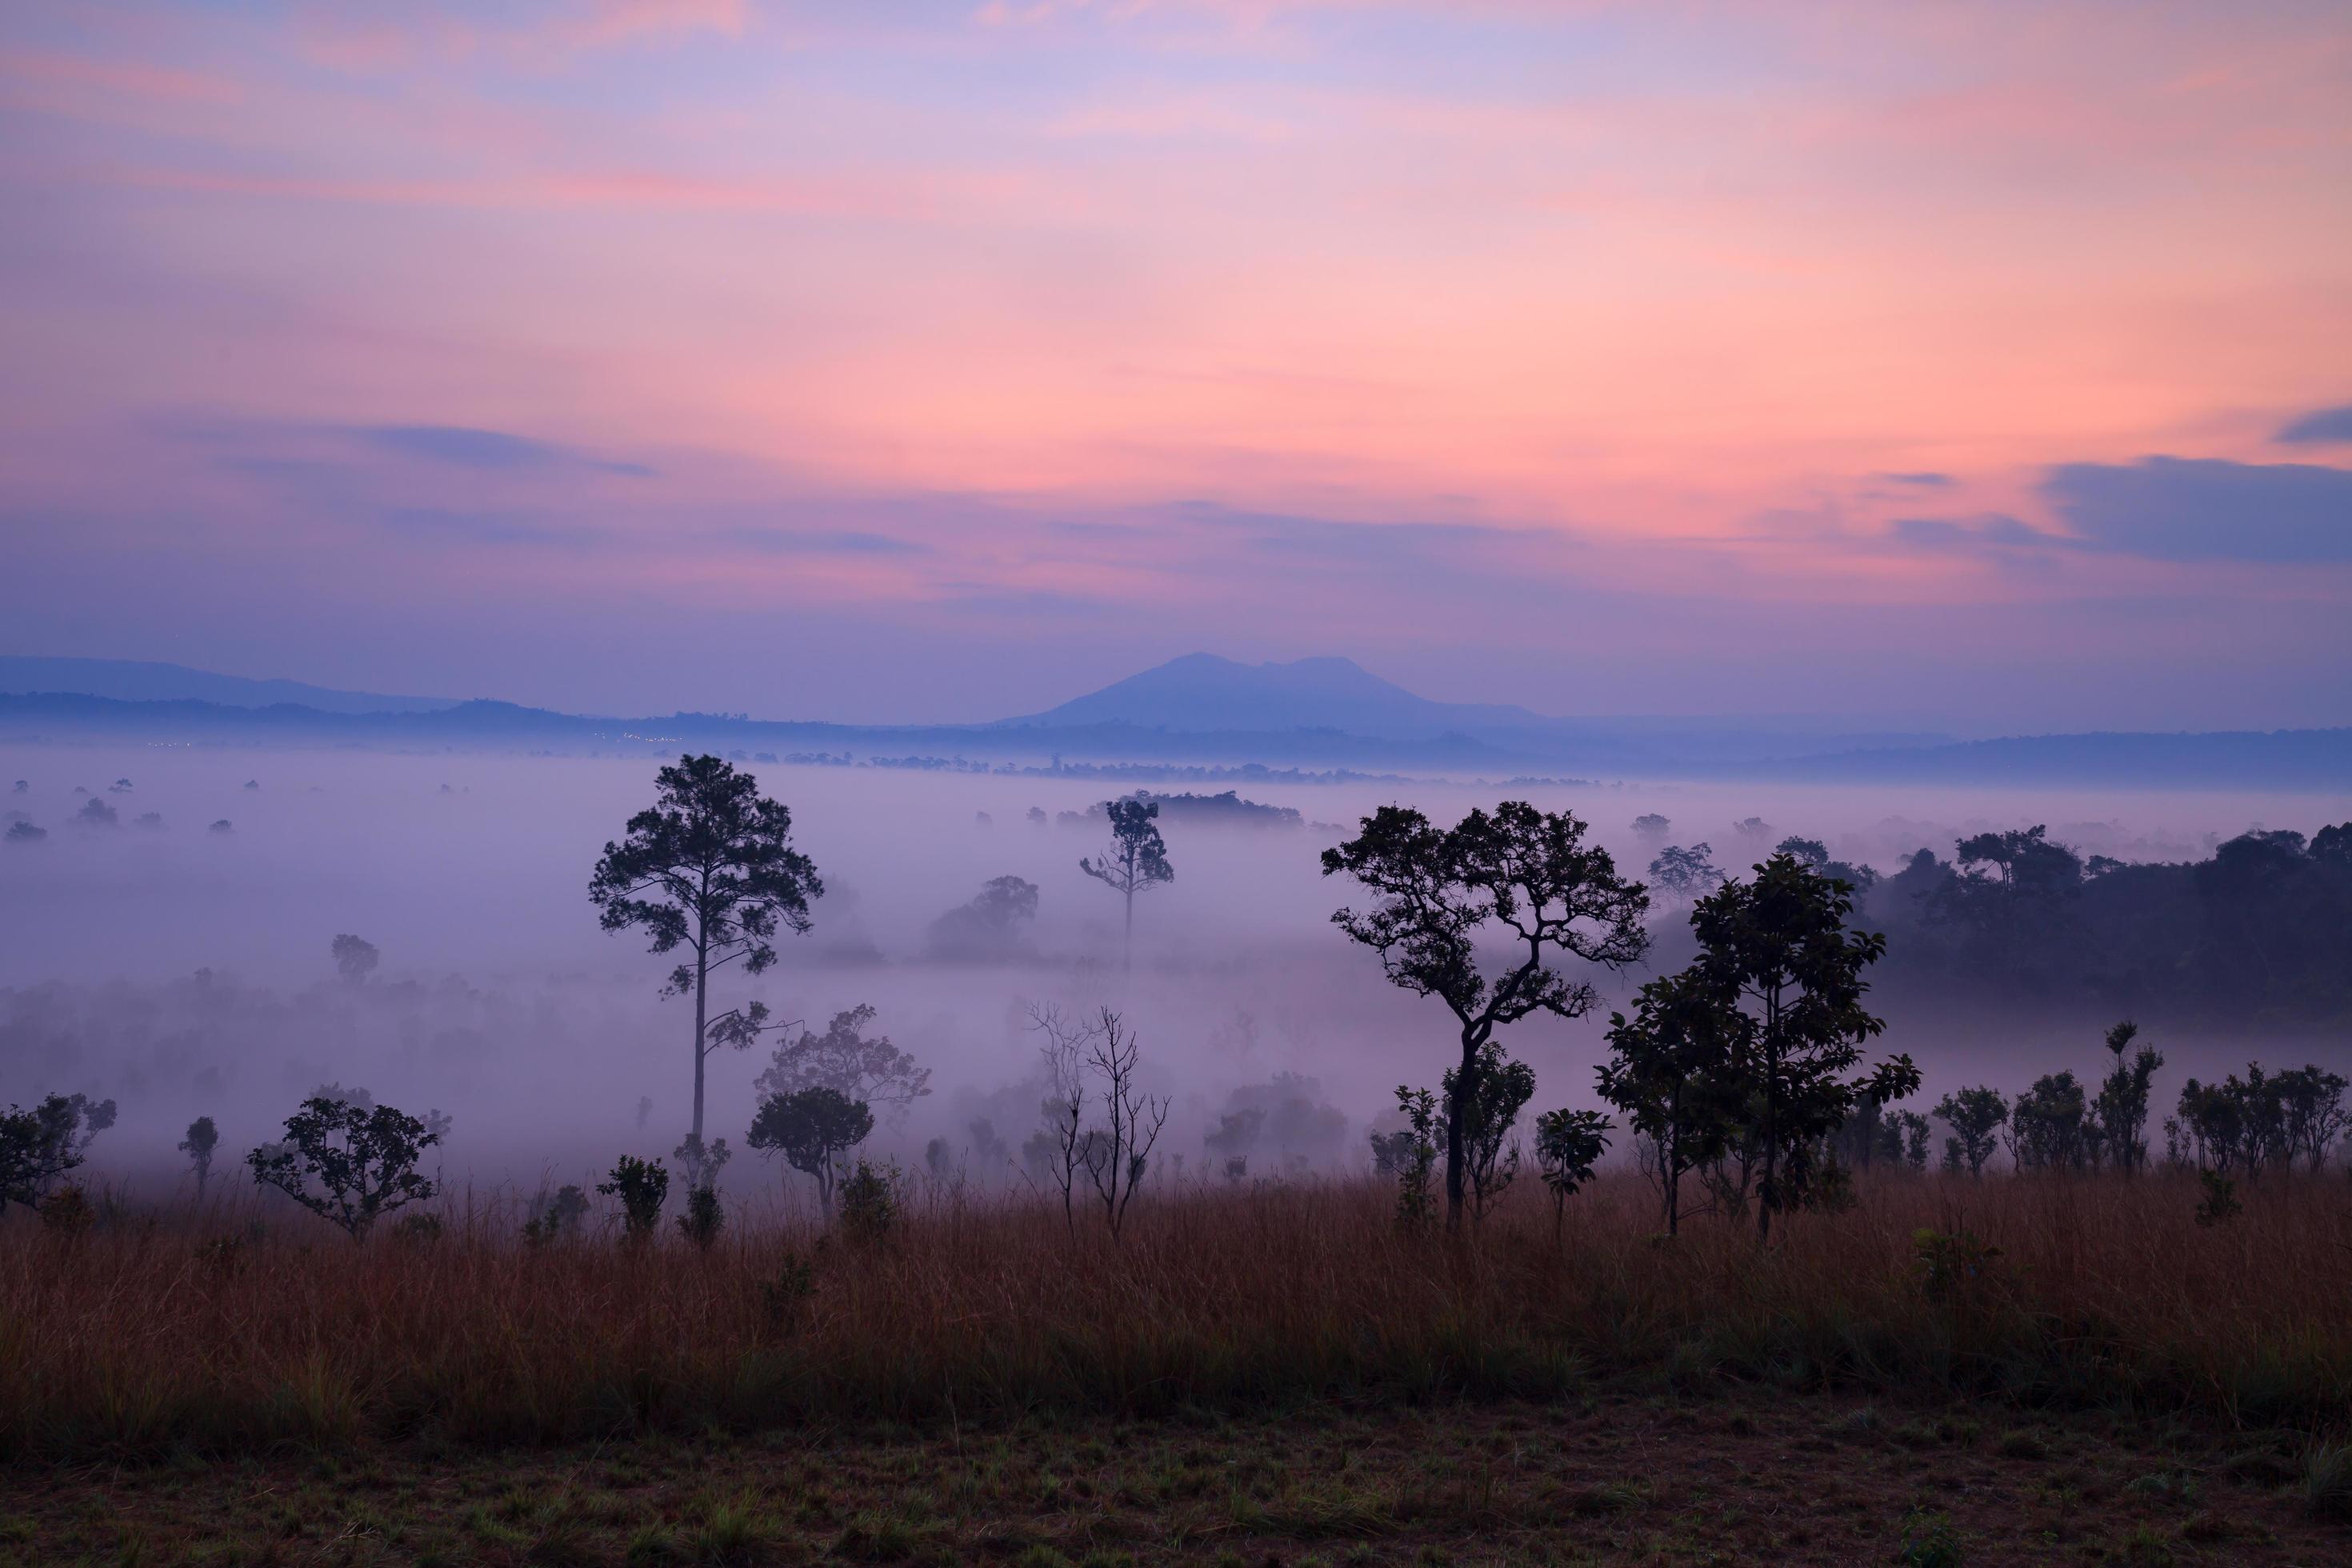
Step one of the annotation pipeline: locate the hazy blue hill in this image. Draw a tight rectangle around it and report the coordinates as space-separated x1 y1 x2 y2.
3 653 2339 788
0 655 458 715
1002 652 1551 740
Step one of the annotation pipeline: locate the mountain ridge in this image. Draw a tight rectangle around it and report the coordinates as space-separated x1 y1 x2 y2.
0 655 458 715
2 653 2344 787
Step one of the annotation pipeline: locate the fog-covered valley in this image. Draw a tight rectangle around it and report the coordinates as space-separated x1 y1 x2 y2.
4 743 2346 1202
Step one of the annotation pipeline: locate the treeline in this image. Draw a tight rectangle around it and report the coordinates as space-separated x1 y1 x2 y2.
1645 822 2352 1026
1865 824 2350 1023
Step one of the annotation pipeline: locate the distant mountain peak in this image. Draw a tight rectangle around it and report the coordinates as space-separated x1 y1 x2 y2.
1002 652 1551 741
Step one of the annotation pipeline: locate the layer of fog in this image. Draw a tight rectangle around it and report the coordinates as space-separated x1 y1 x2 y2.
3 744 2346 1198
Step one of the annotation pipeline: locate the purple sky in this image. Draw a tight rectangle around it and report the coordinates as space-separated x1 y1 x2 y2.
2 2 2349 729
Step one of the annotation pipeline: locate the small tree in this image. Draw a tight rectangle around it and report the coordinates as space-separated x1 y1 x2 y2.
1532 1107 1610 1239
1030 1005 1090 1234
330 934 379 985
1933 1086 2009 1176
180 1115 219 1198
747 1086 873 1218
1444 1039 1534 1223
247 1096 439 1241
1076 1008 1167 1239
1323 801 1649 1230
1686 852 1917 1242
1599 968 1737 1235
0 1094 115 1210
754 1004 930 1110
926 875 1042 960
675 1184 724 1250
671 1132 732 1194
2009 1073 2090 1170
1379 1086 1442 1227
1080 798 1174 969
523 1183 590 1245
1886 1111 1930 1170
2090 1021 2162 1172
1647 843 1725 906
598 1156 670 1239
590 754 822 1146
2278 1065 2350 1171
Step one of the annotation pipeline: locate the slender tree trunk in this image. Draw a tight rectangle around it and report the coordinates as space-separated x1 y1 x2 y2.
1444 1027 1474 1230
1757 984 1780 1246
1122 884 1134 974
1664 1085 1682 1236
692 942 709 1143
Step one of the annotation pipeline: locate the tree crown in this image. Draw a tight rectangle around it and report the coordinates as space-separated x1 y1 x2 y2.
589 754 822 996
1321 800 1650 1030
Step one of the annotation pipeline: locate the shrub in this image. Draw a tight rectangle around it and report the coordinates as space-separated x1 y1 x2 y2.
2193 1168 2241 1227
38 1183 94 1240
1894 1507 1962 1567
838 1160 902 1243
2306 1442 2352 1522
598 1157 670 1241
676 1184 725 1250
522 1184 590 1246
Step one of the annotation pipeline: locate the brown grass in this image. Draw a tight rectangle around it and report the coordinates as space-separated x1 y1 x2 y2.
3 1169 2349 1461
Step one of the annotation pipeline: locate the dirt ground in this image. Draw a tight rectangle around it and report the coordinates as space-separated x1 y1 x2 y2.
2 1389 2343 1566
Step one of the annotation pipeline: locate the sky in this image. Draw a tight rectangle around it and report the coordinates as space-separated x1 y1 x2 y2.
2 0 2349 732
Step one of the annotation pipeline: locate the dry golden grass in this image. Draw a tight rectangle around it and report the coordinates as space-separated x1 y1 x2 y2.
3 1168 2349 1461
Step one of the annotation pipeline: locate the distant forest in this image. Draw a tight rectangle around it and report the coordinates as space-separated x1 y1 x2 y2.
1704 824 2352 1027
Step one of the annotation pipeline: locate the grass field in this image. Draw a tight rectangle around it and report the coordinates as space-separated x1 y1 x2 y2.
2 1391 2348 1566
3 1170 2350 1562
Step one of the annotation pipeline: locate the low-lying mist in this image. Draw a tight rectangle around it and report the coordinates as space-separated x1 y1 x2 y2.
4 744 2346 1199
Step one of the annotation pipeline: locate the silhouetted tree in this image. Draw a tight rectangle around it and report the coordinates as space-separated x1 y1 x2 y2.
1323 801 1650 1230
747 1086 872 1218
590 754 822 1143
1 1094 113 1210
1647 842 1725 905
1774 836 1829 868
1599 968 1736 1234
1080 798 1173 968
2278 1065 2350 1170
2009 1072 2090 1170
754 1004 930 1110
76 798 117 827
179 1115 218 1198
2090 1021 2162 1172
1933 1086 2009 1176
330 934 379 985
1686 853 1917 1242
1632 813 1672 841
598 1156 670 1239
671 1132 731 1193
1076 1008 1166 1239
1532 1106 1610 1239
247 1095 439 1241
1930 824 2083 982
